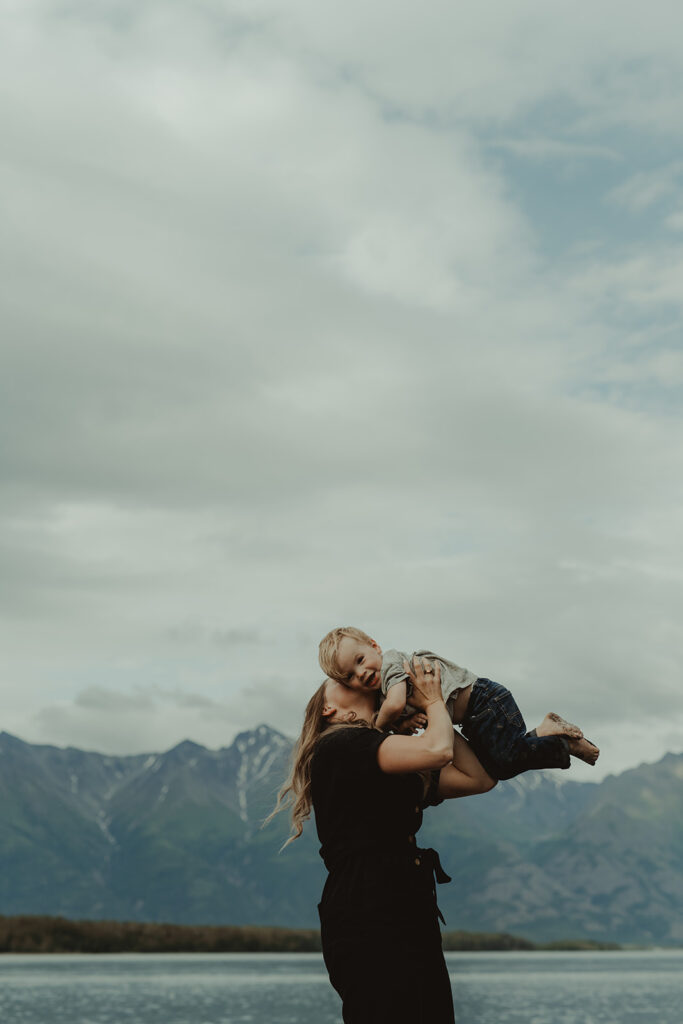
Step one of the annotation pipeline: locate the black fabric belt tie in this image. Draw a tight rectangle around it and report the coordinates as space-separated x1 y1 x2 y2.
419 847 451 925
321 838 451 884
320 839 452 925
420 847 451 885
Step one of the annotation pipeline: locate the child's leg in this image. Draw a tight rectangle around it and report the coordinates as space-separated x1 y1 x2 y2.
460 679 573 781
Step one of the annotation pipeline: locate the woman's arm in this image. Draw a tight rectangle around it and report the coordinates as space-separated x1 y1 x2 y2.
437 732 497 798
377 658 454 774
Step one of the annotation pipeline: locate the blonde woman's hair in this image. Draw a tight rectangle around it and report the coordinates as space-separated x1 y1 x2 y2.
267 679 376 847
318 625 375 683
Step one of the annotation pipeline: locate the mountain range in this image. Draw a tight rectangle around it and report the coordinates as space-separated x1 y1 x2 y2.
1 727 682 944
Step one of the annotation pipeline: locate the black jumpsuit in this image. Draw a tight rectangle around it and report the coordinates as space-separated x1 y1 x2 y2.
311 726 455 1024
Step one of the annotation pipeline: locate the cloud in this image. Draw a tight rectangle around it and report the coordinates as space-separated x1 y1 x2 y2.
166 623 261 648
0 0 682 781
231 0 683 133
30 680 308 755
75 687 154 713
491 138 620 163
609 163 683 212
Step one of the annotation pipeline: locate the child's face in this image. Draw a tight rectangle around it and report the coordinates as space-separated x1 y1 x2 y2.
335 636 383 691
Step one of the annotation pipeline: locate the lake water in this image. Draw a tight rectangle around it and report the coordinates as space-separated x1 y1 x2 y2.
0 950 682 1023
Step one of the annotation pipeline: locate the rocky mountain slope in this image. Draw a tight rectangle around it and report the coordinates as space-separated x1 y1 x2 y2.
1 728 681 943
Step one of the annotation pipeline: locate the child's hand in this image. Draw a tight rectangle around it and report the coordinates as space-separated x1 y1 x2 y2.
393 712 428 735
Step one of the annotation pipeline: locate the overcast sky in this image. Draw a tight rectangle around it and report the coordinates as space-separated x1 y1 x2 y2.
2 1 683 781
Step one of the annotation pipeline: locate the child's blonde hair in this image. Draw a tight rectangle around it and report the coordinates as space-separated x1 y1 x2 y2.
318 626 376 683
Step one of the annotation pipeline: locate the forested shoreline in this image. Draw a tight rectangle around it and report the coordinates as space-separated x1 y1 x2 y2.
0 916 621 954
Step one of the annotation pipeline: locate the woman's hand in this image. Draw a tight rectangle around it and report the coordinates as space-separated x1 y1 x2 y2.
402 656 444 712
377 659 453 774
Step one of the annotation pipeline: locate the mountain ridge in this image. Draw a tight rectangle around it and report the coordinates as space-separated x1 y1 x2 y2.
1 728 682 943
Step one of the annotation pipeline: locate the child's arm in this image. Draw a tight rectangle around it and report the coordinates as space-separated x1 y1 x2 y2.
375 679 408 730
391 711 428 735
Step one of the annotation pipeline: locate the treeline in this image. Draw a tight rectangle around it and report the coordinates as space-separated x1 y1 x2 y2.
441 931 621 952
0 916 621 954
0 916 322 954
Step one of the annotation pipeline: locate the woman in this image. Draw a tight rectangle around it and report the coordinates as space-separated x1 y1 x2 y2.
274 657 496 1023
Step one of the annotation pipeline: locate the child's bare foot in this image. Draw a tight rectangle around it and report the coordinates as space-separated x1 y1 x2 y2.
536 712 583 739
536 712 585 737
567 736 600 765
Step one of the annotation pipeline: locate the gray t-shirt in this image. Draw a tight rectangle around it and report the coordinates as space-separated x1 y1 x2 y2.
381 649 478 706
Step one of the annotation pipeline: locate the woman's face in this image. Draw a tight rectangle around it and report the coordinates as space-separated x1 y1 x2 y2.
322 678 377 724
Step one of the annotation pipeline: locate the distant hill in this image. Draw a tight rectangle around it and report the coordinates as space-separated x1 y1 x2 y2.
1 728 682 944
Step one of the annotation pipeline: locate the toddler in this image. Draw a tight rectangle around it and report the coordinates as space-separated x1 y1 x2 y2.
318 626 599 781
